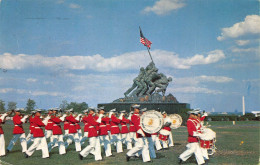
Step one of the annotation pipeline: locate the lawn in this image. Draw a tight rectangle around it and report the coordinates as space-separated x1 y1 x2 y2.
0 121 259 165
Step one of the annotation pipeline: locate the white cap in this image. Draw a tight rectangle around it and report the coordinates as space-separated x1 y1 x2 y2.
140 108 147 112
109 108 116 112
161 111 167 115
120 110 126 113
132 104 140 109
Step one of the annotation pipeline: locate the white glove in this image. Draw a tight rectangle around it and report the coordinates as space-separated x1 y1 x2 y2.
119 114 123 120
43 118 49 125
75 115 80 121
127 114 132 120
60 114 67 121
97 116 102 123
21 115 29 123
203 112 208 117
45 115 51 121
137 129 145 137
0 113 8 120
193 131 202 137
109 112 113 118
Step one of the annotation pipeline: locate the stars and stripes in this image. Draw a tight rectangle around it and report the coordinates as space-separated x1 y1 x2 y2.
139 27 152 49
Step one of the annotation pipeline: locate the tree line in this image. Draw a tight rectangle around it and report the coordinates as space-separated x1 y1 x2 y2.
0 99 88 113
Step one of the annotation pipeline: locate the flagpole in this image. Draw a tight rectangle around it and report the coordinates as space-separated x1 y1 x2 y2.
146 44 154 64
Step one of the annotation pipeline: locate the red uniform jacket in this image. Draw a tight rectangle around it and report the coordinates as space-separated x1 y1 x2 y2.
98 116 110 136
51 116 63 135
187 118 199 143
0 119 4 134
12 115 25 134
66 115 79 134
120 116 130 134
81 116 89 132
45 115 54 130
29 116 35 134
110 115 121 135
33 116 46 137
87 114 99 138
75 123 81 130
105 117 111 131
131 113 151 138
64 117 70 130
129 117 136 133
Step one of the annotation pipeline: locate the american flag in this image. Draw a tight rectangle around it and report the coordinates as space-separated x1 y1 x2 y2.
140 27 152 49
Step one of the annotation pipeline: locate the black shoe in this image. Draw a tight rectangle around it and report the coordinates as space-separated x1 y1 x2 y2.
204 159 209 165
6 149 10 153
126 155 130 162
24 153 29 158
109 155 115 157
79 154 83 160
178 158 183 164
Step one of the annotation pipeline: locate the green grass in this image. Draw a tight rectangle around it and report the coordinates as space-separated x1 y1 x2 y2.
0 121 259 165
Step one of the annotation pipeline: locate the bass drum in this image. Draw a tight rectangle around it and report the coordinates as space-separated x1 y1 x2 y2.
168 114 183 129
140 110 163 134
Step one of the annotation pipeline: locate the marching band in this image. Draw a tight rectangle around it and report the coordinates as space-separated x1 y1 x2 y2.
0 105 215 165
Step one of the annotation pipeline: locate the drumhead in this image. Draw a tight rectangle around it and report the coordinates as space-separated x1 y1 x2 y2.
140 110 163 134
168 114 182 129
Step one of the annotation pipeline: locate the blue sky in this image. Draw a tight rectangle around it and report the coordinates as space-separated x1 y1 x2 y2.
0 0 259 113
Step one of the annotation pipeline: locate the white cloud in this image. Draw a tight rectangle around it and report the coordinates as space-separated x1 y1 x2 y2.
231 47 259 53
26 78 38 83
0 88 64 96
69 3 81 9
0 50 224 71
217 15 260 41
168 86 222 94
143 0 185 15
235 40 250 46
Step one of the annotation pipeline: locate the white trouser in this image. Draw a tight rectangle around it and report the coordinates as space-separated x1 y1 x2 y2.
94 136 102 161
201 147 209 160
151 134 162 151
26 133 34 145
162 139 169 148
80 137 97 157
80 132 88 145
127 137 151 162
168 132 174 147
0 134 5 156
179 142 205 165
7 133 27 152
66 133 81 152
48 135 66 155
26 137 49 158
45 130 54 143
110 134 123 153
99 135 112 157
78 129 82 141
129 132 137 144
121 133 132 149
147 137 156 159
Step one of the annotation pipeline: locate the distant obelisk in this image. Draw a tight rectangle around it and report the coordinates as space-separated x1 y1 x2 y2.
242 96 245 115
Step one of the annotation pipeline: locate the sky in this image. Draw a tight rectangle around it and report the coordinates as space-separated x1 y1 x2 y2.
0 0 259 113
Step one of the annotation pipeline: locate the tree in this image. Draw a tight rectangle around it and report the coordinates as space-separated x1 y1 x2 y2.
59 100 69 110
8 101 17 111
26 98 36 113
67 102 88 113
0 100 5 112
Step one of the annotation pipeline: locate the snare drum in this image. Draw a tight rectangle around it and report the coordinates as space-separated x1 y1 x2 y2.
200 139 214 149
159 134 169 141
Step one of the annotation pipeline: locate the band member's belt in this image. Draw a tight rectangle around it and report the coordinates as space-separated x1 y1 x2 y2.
14 125 22 127
70 124 75 126
34 127 40 129
111 126 119 128
53 124 60 126
89 126 94 128
99 125 106 127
